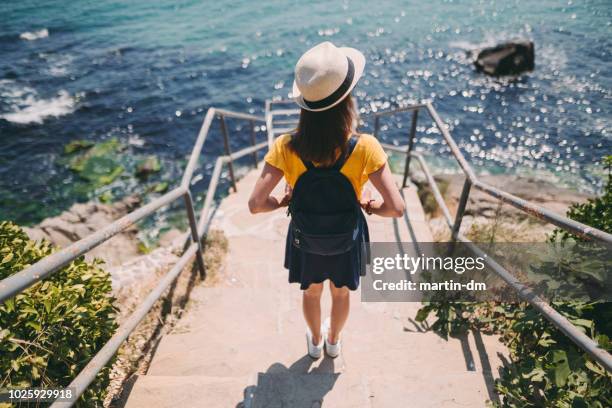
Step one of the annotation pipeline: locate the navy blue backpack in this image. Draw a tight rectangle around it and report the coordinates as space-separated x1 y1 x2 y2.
287 136 361 256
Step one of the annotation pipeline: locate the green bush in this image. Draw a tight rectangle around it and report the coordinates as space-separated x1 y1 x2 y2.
0 221 117 407
493 157 612 407
495 302 611 407
416 156 612 407
550 156 612 243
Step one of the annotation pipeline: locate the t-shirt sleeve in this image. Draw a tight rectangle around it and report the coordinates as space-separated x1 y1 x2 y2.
264 135 288 172
363 135 388 174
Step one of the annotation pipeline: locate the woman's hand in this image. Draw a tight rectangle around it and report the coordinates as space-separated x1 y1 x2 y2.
360 187 373 208
278 184 293 207
366 163 405 217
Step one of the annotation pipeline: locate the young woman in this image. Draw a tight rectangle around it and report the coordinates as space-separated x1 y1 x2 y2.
248 42 405 359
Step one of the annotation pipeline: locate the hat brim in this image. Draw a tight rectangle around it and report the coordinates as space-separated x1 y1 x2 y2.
291 46 365 112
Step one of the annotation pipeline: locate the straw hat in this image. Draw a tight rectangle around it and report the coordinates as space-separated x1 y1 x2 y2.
291 41 365 112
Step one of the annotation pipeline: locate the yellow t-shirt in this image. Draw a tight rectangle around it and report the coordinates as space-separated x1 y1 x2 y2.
264 133 387 198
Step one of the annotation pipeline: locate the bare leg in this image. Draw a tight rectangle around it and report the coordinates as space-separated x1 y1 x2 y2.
303 282 324 345
329 281 350 344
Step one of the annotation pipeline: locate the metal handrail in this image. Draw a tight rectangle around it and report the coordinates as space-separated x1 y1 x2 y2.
0 107 268 407
1 100 610 406
370 102 612 372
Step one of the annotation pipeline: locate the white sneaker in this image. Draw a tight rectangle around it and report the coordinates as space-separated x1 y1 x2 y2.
306 327 324 359
323 318 342 358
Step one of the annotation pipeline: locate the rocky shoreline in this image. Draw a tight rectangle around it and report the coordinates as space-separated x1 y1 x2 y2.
23 194 186 295
411 173 591 242
23 195 142 267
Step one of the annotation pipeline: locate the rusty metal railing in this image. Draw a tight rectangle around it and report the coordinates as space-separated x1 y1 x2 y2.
1 100 610 406
369 101 612 372
0 107 269 407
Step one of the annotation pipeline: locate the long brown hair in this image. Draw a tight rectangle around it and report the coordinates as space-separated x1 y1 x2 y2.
289 94 355 167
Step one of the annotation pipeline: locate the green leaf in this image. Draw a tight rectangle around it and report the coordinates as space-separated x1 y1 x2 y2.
1 252 13 264
25 321 41 331
146 181 169 194
43 299 52 314
31 365 40 380
4 297 15 313
0 328 10 340
415 306 431 322
584 360 605 376
548 350 571 388
568 318 593 329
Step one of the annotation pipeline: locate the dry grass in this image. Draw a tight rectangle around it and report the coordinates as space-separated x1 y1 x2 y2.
415 177 450 218
465 218 551 243
430 214 553 243
416 177 555 244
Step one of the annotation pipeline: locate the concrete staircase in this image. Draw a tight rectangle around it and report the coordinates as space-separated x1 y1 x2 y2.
123 168 507 407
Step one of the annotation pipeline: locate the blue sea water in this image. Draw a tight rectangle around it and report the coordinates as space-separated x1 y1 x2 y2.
0 0 611 226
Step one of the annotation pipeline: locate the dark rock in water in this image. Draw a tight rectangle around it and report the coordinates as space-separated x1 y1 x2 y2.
474 40 534 76
136 155 161 179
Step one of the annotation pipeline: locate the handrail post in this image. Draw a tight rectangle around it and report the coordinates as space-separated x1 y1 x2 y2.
183 191 206 279
373 115 380 138
451 179 472 240
249 119 258 167
265 100 274 149
219 114 238 192
402 109 419 188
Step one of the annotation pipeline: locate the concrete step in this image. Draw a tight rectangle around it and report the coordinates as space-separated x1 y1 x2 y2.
124 371 371 408
124 370 495 408
124 375 252 408
147 287 345 378
147 287 505 381
250 370 369 408
366 371 495 408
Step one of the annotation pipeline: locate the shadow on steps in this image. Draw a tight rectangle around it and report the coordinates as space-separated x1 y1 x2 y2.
238 355 338 408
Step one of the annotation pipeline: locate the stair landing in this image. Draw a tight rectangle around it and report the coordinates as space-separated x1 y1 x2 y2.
123 166 507 407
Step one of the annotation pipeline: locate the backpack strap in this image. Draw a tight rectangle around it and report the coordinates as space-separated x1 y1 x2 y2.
332 135 358 171
302 160 315 170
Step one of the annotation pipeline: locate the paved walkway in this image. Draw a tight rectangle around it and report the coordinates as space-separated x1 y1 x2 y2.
124 167 506 407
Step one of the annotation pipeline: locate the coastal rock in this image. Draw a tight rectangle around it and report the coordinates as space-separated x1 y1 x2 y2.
158 228 187 248
412 173 591 241
426 174 589 220
110 246 180 296
136 155 161 179
474 40 534 76
23 195 142 267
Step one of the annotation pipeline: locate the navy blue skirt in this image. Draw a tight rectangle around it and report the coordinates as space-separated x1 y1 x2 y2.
284 213 370 291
